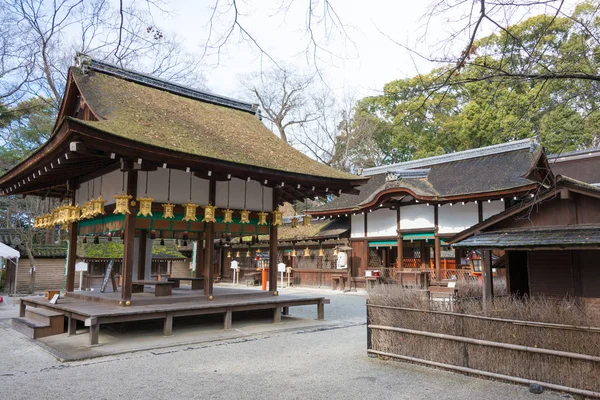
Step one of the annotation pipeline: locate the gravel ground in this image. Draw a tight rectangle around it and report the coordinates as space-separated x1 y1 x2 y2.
0 289 569 400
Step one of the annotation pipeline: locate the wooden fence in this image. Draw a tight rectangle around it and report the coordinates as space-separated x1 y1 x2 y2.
366 304 600 398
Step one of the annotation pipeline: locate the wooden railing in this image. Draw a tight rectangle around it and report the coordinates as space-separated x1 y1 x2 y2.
366 267 476 282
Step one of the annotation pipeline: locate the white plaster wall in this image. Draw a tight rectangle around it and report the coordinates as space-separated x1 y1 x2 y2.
137 169 209 205
351 213 365 238
482 200 505 221
400 204 435 230
76 169 125 206
438 202 479 234
367 208 397 237
215 179 273 211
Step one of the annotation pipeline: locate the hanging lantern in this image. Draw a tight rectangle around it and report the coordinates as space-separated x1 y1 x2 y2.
319 248 324 257
203 203 217 223
162 203 175 219
303 215 311 227
33 216 39 229
291 217 298 228
91 197 106 217
113 193 132 215
227 251 232 258
223 209 234 223
257 211 268 226
291 249 297 257
51 209 60 226
235 250 240 258
246 249 251 257
136 196 154 217
333 248 339 256
182 202 199 221
303 247 310 257
67 204 81 223
272 209 283 226
240 210 250 224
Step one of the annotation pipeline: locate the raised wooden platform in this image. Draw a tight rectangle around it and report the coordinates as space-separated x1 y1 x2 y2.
18 288 329 346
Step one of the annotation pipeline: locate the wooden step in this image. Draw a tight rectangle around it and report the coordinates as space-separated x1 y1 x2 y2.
12 311 65 339
25 306 64 324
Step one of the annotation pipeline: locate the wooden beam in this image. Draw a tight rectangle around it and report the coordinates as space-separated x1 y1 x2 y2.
138 230 147 280
195 233 204 278
203 179 216 297
121 169 138 302
269 188 281 292
482 249 493 304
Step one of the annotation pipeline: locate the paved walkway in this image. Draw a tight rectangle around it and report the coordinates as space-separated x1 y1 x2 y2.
0 288 569 399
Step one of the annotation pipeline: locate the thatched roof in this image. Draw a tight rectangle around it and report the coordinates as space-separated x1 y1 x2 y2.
71 66 356 180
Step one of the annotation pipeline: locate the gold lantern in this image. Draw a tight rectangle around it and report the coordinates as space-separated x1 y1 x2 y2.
227 251 231 258
162 203 175 219
203 203 217 223
291 217 298 228
235 251 240 258
44 213 52 228
67 204 81 223
303 247 310 257
272 209 283 226
113 193 132 215
240 210 250 224
91 197 106 217
291 249 297 257
182 202 199 221
137 196 154 217
333 248 339 256
319 248 324 257
257 211 268 225
223 209 234 223
51 209 59 227
303 215 311 227
246 249 251 257
33 216 39 229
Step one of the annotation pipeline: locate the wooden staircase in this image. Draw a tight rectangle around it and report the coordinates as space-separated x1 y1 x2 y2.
12 306 65 339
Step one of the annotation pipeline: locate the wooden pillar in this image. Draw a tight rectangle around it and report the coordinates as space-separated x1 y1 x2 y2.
66 222 78 292
204 180 216 296
269 189 280 292
66 182 78 293
396 207 402 269
434 236 441 282
194 234 204 278
478 201 483 223
482 249 494 303
419 241 426 268
121 169 138 302
138 230 147 280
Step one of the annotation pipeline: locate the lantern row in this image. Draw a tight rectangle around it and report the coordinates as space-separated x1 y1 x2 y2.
33 194 311 229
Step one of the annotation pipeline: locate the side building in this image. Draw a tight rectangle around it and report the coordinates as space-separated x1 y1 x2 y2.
310 138 553 287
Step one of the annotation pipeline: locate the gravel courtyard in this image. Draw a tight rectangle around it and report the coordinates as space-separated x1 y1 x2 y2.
0 289 568 399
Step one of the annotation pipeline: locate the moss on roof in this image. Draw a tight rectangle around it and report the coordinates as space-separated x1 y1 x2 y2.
71 68 357 180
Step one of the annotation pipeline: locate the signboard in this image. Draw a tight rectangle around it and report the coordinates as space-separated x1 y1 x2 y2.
277 262 286 272
100 260 114 293
75 262 88 272
230 260 239 270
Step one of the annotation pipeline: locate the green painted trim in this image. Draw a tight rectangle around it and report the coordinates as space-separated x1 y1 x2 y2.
368 240 397 247
402 232 435 240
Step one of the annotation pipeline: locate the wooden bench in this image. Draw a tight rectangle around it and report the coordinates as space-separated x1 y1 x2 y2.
167 277 204 290
244 272 261 286
132 280 174 297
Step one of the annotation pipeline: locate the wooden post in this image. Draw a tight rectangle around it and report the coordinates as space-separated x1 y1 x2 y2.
224 308 232 329
66 222 78 292
66 181 78 293
121 169 138 302
194 234 204 278
269 189 280 292
163 312 173 336
434 235 441 282
138 229 147 280
482 249 494 303
396 207 402 269
204 179 216 296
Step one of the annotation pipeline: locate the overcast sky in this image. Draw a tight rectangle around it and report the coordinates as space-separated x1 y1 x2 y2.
158 1 452 100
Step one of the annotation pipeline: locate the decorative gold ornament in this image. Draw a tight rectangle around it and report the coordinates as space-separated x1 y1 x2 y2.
203 203 217 223
240 210 250 224
227 251 231 258
319 248 324 257
182 202 199 221
208 295 214 301
303 247 310 257
303 215 311 227
91 197 106 217
51 209 59 226
125 301 131 306
162 203 175 219
333 248 339 256
257 211 268 225
246 249 251 257
67 204 81 223
291 217 298 228
291 249 297 257
223 209 234 223
136 196 154 217
113 193 132 215
272 209 283 226
235 251 240 258
273 291 278 296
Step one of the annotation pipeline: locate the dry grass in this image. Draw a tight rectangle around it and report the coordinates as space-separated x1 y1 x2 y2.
367 285 600 393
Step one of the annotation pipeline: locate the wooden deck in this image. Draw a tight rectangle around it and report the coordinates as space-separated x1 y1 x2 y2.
18 287 329 346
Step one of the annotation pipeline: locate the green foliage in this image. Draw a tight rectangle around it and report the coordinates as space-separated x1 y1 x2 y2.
348 2 600 159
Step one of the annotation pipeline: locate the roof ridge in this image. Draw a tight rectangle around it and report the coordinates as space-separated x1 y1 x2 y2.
74 53 258 114
362 138 537 177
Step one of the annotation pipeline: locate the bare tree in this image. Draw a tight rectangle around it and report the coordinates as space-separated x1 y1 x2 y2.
0 0 206 108
242 67 318 143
